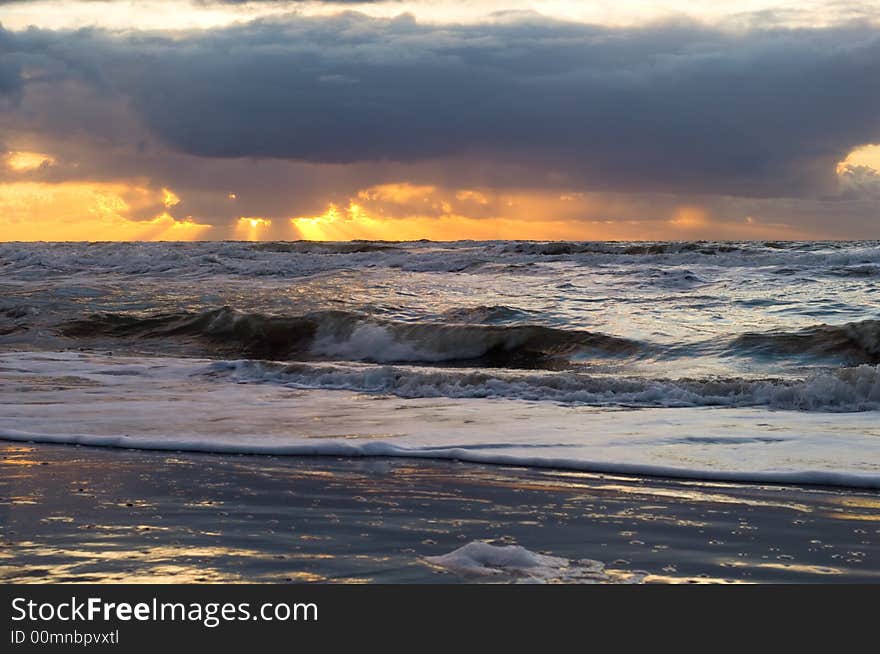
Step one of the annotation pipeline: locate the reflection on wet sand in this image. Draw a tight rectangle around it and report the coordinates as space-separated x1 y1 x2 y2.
1 443 877 584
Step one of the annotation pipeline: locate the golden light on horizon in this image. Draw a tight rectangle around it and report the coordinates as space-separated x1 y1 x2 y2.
669 206 709 228
235 216 272 241
291 205 600 241
290 183 621 241
0 181 211 241
0 180 823 243
291 190 608 241
5 151 55 173
288 184 813 242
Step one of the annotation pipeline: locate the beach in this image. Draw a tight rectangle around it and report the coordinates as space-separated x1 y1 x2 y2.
1 240 879 585
2 442 877 584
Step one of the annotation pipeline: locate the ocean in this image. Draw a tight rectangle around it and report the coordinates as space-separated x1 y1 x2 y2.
2 239 879 489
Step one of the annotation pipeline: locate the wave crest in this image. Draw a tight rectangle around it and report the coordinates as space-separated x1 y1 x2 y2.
214 359 880 411
60 307 644 365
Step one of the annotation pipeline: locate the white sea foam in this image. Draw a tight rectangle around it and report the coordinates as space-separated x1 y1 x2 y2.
2 351 879 489
424 542 642 583
307 320 637 363
215 359 880 411
310 322 467 362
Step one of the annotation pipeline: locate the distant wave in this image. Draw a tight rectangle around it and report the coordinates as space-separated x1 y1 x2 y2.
827 264 880 278
250 241 402 254
212 359 880 412
498 241 746 256
496 239 880 261
3 240 880 279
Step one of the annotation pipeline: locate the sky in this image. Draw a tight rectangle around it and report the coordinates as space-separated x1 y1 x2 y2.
1 1 879 241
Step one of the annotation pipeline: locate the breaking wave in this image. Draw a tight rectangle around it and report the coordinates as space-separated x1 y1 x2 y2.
212 359 880 411
60 307 644 366
59 309 880 368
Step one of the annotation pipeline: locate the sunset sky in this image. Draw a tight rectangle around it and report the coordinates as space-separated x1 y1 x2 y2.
1 1 879 241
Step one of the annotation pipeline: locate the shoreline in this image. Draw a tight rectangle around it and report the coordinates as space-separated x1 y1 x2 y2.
3 350 878 493
2 431 879 492
2 442 877 584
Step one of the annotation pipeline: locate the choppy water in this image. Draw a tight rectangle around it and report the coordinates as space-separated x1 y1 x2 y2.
2 240 879 487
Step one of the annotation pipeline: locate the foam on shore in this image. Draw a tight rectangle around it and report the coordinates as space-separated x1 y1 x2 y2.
2 351 879 489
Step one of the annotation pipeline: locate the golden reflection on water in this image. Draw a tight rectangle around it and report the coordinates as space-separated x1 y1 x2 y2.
718 559 843 576
0 445 43 467
0 457 42 466
590 484 815 513
407 463 792 505
428 465 819 515
644 574 753 584
2 442 877 584
822 511 880 522
82 524 171 532
282 571 326 582
833 496 880 510
1 495 39 504
1 544 254 583
1 541 355 583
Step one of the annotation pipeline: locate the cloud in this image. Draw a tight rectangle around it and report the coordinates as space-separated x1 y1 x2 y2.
2 12 880 239
287 182 833 241
837 164 880 199
0 180 211 240
2 14 879 200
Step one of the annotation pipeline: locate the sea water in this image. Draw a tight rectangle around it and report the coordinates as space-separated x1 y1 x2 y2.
1 240 878 487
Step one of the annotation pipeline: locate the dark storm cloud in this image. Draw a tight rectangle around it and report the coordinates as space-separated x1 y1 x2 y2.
0 31 24 99
2 13 880 198
0 60 22 98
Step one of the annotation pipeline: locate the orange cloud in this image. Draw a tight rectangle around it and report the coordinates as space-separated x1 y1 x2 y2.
0 181 211 241
290 184 809 241
837 144 880 174
290 189 614 241
1 178 822 242
5 150 55 172
162 187 181 208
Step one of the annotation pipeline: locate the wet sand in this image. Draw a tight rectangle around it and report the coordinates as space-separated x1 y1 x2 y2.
1 442 877 583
